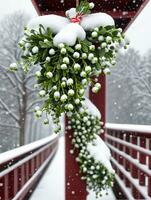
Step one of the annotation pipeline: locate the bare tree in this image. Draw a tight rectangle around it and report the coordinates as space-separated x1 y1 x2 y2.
0 12 51 151
107 48 151 125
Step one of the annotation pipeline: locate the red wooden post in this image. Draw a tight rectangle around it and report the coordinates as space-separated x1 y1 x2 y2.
123 133 130 187
118 132 124 179
61 109 87 199
130 134 139 198
148 139 151 197
4 175 9 200
65 119 87 200
14 169 18 196
139 137 146 186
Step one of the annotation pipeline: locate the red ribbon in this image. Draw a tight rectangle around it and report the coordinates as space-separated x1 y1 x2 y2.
70 13 83 24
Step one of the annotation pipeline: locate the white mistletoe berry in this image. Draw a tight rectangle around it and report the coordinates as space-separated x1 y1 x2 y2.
63 57 70 64
118 28 123 33
74 63 81 70
82 53 87 59
79 89 85 95
46 72 53 78
67 78 74 86
79 107 85 114
44 39 49 43
61 81 66 87
80 71 86 77
94 27 99 32
75 99 80 104
58 43 65 48
49 48 55 55
73 52 80 58
103 68 111 74
39 90 46 97
89 2 95 9
25 43 31 48
61 63 67 70
46 56 50 62
34 106 40 112
111 60 116 65
88 53 94 60
62 77 67 81
85 66 91 73
60 94 67 102
36 110 42 117
75 44 82 50
61 48 67 54
89 45 95 51
35 71 41 77
44 119 49 124
92 57 98 64
68 104 74 111
92 87 99 93
95 83 101 89
91 31 98 38
98 35 104 41
32 46 39 54
10 63 18 71
68 89 75 96
106 36 112 43
52 86 57 90
54 91 60 99
101 42 107 48
82 79 87 85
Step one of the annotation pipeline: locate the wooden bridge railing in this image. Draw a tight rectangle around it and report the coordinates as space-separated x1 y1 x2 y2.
0 134 58 200
106 123 151 200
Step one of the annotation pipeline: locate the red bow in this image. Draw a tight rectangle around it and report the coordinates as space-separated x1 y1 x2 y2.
70 14 83 24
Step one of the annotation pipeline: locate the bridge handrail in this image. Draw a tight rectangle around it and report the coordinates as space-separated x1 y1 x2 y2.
106 123 151 200
0 134 58 164
0 134 59 200
106 123 151 133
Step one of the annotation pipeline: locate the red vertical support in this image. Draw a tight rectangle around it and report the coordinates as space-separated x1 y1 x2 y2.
14 169 18 196
118 132 124 179
124 133 130 187
148 139 151 197
139 137 146 186
130 134 139 199
65 118 87 200
4 175 9 200
21 165 25 187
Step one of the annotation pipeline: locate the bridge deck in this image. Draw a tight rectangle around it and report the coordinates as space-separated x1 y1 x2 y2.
29 137 115 200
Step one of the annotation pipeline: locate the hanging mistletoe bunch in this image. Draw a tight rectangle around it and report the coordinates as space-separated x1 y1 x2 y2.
10 0 129 197
68 98 114 197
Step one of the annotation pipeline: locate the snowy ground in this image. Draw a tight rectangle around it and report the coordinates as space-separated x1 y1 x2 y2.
30 137 115 200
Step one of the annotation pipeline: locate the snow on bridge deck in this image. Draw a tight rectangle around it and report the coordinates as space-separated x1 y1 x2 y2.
29 137 115 200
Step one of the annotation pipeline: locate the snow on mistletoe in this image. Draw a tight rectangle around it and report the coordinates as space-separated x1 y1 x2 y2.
10 0 129 197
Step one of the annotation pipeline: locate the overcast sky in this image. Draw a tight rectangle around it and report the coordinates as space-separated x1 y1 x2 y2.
0 0 151 55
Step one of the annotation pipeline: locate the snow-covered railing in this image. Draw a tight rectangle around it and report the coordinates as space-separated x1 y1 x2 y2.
106 123 151 200
0 134 58 200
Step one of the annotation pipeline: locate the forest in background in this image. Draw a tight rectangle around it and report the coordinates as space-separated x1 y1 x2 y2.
107 48 151 125
0 12 52 152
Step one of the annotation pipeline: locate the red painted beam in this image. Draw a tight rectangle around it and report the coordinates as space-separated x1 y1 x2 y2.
125 0 150 31
65 118 87 200
40 10 136 19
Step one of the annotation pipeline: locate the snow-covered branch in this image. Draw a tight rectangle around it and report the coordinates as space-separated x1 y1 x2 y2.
0 122 20 129
0 98 19 122
26 99 43 112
